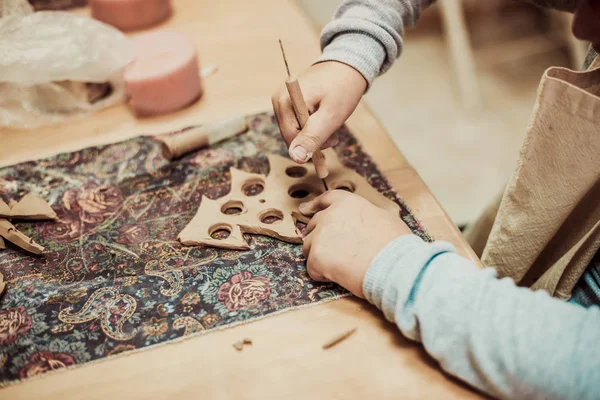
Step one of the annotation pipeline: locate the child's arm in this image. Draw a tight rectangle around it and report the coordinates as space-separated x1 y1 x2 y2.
316 0 436 85
272 0 435 165
366 236 600 400
300 191 600 400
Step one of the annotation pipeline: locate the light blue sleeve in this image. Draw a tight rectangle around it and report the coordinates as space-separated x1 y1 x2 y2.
363 235 600 400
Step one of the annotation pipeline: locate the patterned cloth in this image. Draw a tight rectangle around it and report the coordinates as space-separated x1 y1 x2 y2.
570 249 600 308
0 112 429 385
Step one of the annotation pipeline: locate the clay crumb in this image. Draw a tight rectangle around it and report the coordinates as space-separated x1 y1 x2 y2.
233 338 252 351
233 341 244 351
322 328 357 350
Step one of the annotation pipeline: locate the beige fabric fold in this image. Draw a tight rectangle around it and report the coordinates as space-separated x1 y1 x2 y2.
477 62 600 299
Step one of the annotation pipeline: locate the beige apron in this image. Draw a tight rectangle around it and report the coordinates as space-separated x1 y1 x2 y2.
464 57 600 299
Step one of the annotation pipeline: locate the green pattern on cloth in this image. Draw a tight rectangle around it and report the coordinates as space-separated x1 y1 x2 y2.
0 112 429 385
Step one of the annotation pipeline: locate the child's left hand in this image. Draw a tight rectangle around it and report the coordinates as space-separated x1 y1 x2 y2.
299 190 412 298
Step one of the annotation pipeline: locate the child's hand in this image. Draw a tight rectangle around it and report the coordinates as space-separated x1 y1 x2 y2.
271 61 367 163
299 190 412 298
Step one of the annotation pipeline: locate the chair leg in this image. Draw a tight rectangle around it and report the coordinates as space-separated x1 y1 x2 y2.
558 12 588 69
438 0 481 109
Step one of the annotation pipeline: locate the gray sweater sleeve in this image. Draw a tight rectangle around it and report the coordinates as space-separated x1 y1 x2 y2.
364 235 600 400
314 0 436 85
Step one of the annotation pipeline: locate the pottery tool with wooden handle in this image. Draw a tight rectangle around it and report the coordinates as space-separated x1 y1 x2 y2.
278 40 329 191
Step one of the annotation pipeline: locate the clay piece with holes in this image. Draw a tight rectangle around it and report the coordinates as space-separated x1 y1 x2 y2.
178 149 399 250
0 219 45 255
0 272 5 298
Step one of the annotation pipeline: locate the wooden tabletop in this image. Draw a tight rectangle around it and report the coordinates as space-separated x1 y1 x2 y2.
1 1 482 398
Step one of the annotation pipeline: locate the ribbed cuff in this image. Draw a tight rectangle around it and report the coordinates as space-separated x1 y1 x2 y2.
363 235 456 324
314 32 386 89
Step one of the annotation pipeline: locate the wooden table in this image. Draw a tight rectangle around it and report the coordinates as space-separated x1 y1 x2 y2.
1 1 482 398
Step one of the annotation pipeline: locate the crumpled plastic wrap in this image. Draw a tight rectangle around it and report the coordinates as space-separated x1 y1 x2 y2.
0 0 133 129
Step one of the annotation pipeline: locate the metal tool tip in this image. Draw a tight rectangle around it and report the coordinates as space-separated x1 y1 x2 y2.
278 39 291 79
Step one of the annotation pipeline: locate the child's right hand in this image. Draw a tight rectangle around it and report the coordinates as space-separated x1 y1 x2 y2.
271 61 367 164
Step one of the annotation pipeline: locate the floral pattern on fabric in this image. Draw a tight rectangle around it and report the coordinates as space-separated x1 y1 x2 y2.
0 112 430 385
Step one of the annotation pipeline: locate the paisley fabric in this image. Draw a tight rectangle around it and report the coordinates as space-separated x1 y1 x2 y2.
0 112 429 385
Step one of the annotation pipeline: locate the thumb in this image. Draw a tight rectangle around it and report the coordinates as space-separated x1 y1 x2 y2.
289 108 340 163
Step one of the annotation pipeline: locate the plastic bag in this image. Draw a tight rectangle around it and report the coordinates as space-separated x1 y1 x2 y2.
0 0 133 129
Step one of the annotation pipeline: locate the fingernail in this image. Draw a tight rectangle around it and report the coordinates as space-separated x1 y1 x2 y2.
299 202 310 213
291 145 309 162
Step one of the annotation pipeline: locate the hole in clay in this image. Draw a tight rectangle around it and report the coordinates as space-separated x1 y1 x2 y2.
221 200 246 215
209 223 232 240
333 181 355 193
242 179 265 196
259 209 283 224
285 166 308 178
259 199 266 203
288 184 312 199
295 221 308 236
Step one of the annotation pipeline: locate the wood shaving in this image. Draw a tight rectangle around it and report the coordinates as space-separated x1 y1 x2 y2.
322 328 357 350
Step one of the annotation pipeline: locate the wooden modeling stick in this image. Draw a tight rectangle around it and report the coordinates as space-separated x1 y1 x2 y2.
279 40 329 190
156 116 248 160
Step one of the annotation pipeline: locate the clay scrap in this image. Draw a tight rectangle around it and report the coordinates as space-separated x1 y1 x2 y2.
232 338 253 352
0 219 44 255
178 149 399 250
9 194 57 220
0 200 10 217
0 194 55 254
0 194 57 220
